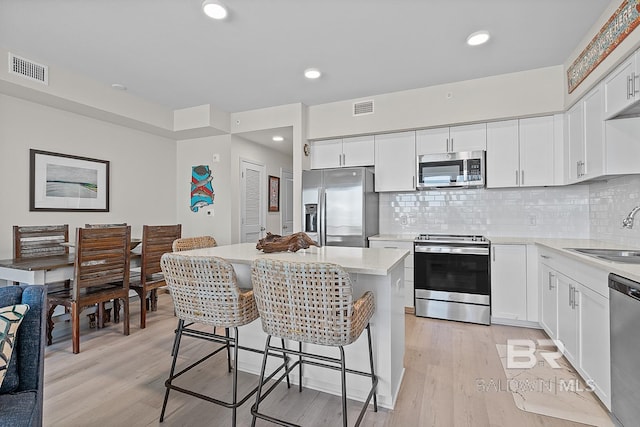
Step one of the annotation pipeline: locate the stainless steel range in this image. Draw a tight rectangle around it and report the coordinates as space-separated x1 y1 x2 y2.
414 234 491 325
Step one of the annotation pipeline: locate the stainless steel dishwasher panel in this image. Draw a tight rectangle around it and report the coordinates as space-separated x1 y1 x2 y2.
609 273 640 427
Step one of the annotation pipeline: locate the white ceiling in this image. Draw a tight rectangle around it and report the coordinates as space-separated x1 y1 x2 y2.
0 0 611 155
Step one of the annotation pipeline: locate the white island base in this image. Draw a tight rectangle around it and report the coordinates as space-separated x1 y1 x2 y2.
178 243 408 409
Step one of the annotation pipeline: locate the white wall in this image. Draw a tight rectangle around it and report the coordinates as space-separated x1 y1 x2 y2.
307 66 565 140
175 135 233 245
0 93 177 259
175 134 293 245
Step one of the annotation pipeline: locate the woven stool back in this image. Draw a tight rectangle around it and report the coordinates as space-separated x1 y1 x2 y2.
172 236 217 252
251 259 372 347
160 254 258 328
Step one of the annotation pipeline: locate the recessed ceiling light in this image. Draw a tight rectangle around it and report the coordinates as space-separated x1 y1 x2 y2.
202 1 228 20
272 135 284 142
304 68 322 79
466 30 490 46
111 83 127 91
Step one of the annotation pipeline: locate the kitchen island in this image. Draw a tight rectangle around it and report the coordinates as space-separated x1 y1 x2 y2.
176 242 409 409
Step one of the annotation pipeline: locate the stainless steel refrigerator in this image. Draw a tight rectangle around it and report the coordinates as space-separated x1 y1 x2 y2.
302 167 379 247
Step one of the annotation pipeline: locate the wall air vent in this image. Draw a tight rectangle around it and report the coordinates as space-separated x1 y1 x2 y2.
353 100 374 116
8 53 49 85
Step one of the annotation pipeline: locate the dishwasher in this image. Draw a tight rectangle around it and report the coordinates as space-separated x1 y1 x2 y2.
609 273 640 427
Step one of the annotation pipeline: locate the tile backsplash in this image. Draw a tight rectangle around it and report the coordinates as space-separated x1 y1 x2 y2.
379 185 591 238
589 174 640 246
379 175 640 245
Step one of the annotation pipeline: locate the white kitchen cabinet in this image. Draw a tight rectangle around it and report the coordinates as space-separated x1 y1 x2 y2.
539 262 558 340
604 49 639 119
556 271 579 364
567 84 605 183
416 123 486 155
536 247 611 409
486 117 556 188
518 116 556 187
578 283 611 404
369 239 414 309
567 100 584 183
486 120 519 187
310 135 374 169
491 244 527 321
374 131 416 192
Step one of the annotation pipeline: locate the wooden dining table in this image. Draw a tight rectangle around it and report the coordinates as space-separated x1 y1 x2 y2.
0 241 141 286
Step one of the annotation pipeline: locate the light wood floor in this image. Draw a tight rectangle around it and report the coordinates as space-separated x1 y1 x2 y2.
44 295 591 426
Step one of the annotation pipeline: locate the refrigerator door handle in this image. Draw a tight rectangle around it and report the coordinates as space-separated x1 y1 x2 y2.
319 189 326 246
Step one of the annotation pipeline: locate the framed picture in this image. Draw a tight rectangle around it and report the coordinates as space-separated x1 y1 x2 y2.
268 175 280 212
29 149 110 212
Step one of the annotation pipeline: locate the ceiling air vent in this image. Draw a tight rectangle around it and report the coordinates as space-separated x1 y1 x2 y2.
8 53 49 85
353 100 374 116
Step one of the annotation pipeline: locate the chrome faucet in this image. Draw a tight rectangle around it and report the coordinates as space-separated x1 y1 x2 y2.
622 206 640 229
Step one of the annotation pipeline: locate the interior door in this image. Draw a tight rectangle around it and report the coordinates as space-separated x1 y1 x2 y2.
281 169 294 235
240 160 266 243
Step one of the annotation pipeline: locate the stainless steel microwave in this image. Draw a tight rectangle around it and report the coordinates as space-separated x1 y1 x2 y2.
416 150 485 189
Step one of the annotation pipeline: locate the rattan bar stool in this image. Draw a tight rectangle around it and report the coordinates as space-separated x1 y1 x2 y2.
250 258 378 427
159 253 290 426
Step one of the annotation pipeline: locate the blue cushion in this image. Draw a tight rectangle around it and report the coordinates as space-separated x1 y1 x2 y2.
0 391 37 427
0 289 22 394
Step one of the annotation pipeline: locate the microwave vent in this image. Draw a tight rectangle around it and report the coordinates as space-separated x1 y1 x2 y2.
8 53 49 85
353 100 374 116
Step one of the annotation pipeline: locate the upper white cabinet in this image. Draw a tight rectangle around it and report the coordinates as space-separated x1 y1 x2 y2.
416 123 486 155
486 116 556 188
374 131 416 192
567 84 605 183
310 135 374 169
604 49 639 119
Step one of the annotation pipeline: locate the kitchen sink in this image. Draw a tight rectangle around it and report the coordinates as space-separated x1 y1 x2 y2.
566 248 640 264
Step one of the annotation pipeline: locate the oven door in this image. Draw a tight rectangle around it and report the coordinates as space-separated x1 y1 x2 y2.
414 246 490 297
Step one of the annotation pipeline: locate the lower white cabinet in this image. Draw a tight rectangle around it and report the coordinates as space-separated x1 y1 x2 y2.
369 239 414 309
539 263 558 339
491 244 527 320
537 248 611 409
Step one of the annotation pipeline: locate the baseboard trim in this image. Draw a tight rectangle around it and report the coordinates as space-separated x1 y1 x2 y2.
491 317 542 329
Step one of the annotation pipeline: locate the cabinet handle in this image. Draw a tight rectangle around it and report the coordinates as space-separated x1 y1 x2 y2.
572 287 579 309
450 138 453 152
633 72 639 97
628 75 633 100
521 170 524 186
569 285 574 307
540 254 550 259
548 272 555 290
515 170 519 186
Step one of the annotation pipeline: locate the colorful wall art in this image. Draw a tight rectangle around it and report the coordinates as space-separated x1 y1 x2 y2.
190 165 214 212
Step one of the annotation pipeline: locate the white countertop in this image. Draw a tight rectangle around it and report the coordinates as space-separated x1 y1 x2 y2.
368 234 640 282
178 242 410 276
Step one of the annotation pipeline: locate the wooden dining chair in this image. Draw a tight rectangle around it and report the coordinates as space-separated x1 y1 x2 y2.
47 226 131 354
129 224 182 328
172 235 217 252
13 225 69 259
13 224 70 288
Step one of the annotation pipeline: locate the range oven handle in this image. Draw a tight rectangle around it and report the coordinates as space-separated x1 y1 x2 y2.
415 246 489 256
